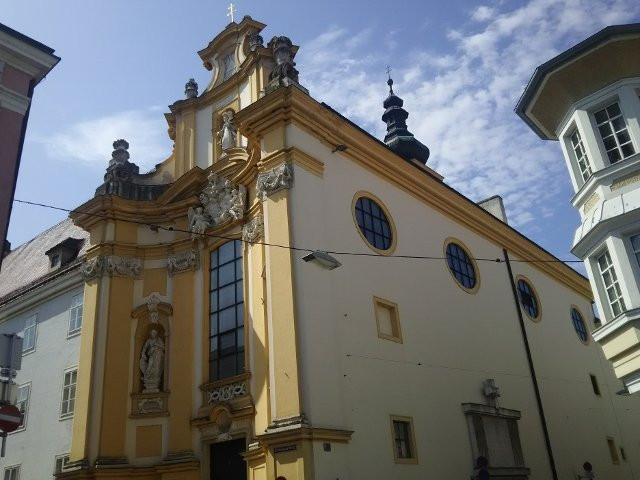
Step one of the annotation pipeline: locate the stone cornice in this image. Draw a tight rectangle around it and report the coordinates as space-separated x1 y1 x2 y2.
0 84 30 115
0 30 60 81
235 86 592 299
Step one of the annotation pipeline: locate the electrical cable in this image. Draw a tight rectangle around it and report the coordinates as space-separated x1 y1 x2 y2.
13 198 584 265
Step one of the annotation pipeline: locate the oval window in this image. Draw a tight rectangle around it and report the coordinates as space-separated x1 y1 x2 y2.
571 308 589 343
445 241 477 291
517 278 539 320
353 196 393 251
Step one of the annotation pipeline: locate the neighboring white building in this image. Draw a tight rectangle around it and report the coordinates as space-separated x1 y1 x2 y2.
516 24 640 394
0 219 87 479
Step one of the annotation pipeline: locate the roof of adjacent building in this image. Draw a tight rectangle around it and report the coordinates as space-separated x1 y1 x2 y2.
0 219 88 303
0 22 56 55
515 23 640 139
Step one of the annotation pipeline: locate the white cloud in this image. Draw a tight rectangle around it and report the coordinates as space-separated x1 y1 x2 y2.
297 0 640 230
38 108 172 171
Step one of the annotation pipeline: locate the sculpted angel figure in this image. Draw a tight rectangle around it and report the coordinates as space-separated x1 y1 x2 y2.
188 206 209 238
218 110 237 151
139 329 165 393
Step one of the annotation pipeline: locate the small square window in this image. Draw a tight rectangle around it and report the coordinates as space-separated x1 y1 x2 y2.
608 437 621 464
374 297 402 343
3 465 20 480
390 416 418 464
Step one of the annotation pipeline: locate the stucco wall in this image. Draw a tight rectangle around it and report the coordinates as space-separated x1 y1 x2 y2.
286 123 640 479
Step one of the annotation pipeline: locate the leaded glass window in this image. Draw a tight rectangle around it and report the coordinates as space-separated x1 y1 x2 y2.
571 308 588 343
209 240 245 382
517 279 539 319
631 234 640 269
445 242 477 290
354 196 392 251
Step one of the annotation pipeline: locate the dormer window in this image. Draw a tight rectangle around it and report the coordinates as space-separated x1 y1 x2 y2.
594 102 635 164
50 253 62 268
45 237 84 270
570 129 592 181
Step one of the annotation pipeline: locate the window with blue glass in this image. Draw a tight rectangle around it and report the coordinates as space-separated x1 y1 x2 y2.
209 240 244 382
445 242 477 290
517 279 539 319
354 196 392 251
571 308 589 343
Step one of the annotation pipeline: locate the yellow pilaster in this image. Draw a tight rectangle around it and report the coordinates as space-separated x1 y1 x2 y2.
98 275 135 459
69 278 99 463
167 270 195 454
250 240 270 433
264 188 302 421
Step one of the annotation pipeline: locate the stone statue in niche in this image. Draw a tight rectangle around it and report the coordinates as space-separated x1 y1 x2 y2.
139 329 165 393
217 110 237 152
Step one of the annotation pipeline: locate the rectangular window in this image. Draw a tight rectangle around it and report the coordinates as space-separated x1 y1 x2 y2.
594 102 635 164
597 250 626 316
608 437 621 464
570 130 593 181
16 384 29 429
60 369 77 418
209 240 245 382
374 297 402 343
22 314 37 353
631 234 640 269
590 374 601 396
54 454 70 475
3 466 20 480
68 294 83 335
390 416 418 464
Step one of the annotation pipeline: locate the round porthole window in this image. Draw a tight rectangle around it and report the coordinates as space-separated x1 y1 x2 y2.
517 278 540 320
444 240 478 292
353 194 394 253
571 307 589 344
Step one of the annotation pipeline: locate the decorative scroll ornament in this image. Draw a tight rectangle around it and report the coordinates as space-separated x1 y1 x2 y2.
207 381 247 404
106 255 142 278
188 173 247 238
167 249 199 276
82 255 141 280
242 214 264 244
256 163 293 200
81 256 105 281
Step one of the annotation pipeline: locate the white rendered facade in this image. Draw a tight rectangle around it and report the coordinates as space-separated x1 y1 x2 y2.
0 220 86 478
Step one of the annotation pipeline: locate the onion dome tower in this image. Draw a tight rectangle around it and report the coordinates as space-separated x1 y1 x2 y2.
381 76 430 164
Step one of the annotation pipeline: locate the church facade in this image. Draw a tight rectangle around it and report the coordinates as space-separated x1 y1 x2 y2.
2 16 639 480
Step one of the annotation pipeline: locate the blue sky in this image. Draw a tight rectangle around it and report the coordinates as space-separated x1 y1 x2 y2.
4 0 640 268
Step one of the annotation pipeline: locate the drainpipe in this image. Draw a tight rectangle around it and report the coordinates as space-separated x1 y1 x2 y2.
502 248 558 480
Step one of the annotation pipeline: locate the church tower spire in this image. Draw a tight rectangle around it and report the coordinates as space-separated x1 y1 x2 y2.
381 74 430 164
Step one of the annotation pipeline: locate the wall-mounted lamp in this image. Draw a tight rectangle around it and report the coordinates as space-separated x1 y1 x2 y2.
302 250 341 270
577 461 594 479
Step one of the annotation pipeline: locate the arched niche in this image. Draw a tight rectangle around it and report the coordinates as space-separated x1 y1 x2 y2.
130 294 172 416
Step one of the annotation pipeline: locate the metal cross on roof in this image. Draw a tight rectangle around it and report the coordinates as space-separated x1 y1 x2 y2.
386 65 392 79
227 3 236 23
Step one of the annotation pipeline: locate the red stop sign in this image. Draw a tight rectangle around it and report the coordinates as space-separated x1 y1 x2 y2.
0 404 22 433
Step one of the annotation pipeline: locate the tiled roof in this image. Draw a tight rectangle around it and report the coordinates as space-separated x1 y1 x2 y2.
0 219 89 301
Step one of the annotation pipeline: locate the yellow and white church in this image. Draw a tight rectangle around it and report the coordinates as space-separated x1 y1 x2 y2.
49 16 640 480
